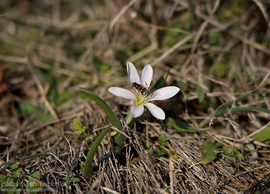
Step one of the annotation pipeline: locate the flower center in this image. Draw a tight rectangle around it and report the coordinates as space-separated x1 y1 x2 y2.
134 89 154 106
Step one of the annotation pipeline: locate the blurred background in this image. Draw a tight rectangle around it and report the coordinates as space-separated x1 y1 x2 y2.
0 0 270 192
1 0 269 123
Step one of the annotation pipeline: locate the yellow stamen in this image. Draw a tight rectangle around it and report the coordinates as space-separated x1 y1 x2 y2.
134 90 153 106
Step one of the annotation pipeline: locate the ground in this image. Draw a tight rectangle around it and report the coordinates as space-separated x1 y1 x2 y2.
0 0 270 193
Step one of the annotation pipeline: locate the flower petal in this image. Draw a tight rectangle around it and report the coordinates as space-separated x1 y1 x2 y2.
141 64 153 87
150 86 180 101
108 87 135 100
126 61 140 85
131 104 144 118
144 103 165 120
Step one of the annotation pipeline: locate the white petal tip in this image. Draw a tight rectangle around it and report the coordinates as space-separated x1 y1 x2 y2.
131 104 144 118
145 103 165 120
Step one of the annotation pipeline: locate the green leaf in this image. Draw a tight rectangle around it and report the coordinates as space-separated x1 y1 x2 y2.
223 147 244 161
3 177 15 191
214 91 270 117
63 176 80 182
27 177 44 194
70 177 80 182
235 107 270 113
80 163 85 172
0 175 6 182
176 80 187 89
200 91 270 127
11 167 22 175
10 162 22 175
10 161 19 170
155 148 166 157
31 171 41 179
84 127 110 181
80 88 124 164
169 148 178 158
196 85 205 103
252 126 270 143
167 117 200 133
201 141 217 164
75 125 86 134
63 176 70 181
151 70 170 91
79 88 122 131
215 106 270 117
37 114 54 123
216 139 226 148
158 135 166 147
4 177 14 185
18 102 39 115
73 119 82 130
73 119 86 134
80 126 86 134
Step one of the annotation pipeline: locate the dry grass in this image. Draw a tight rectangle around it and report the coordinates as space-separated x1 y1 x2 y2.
0 0 270 193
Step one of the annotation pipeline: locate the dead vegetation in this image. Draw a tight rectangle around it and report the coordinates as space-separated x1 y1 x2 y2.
0 0 270 193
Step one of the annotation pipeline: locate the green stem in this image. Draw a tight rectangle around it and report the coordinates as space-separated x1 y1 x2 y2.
84 127 110 181
113 113 136 155
125 113 135 126
146 110 149 150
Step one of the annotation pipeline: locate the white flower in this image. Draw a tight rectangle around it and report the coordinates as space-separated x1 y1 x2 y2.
108 61 180 120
